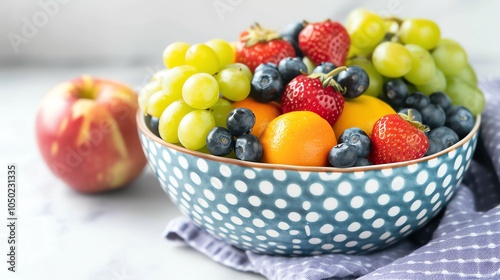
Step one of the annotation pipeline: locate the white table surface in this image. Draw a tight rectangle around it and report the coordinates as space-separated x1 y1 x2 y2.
1 63 499 280
0 66 264 280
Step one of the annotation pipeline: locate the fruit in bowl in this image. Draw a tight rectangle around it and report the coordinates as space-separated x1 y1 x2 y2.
138 111 480 255
138 9 483 255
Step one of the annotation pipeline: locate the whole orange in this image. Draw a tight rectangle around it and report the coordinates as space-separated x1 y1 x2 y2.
232 97 281 137
333 95 396 138
260 111 337 166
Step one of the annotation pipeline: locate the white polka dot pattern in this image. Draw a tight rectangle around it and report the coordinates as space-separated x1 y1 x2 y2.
140 123 478 255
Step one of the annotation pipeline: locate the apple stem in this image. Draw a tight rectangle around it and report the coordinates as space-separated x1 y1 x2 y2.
78 75 96 99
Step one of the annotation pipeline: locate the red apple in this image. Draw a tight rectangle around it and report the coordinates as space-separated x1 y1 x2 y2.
36 75 147 193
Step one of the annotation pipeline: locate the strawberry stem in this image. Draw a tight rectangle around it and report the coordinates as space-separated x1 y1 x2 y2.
307 66 347 93
241 23 281 47
325 66 347 79
398 110 430 133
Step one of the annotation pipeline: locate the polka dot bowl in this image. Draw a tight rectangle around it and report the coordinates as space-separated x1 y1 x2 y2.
138 112 481 256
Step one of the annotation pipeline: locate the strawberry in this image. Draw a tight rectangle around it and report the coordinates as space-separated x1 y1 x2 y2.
236 23 296 73
370 112 430 164
298 20 350 66
281 67 346 126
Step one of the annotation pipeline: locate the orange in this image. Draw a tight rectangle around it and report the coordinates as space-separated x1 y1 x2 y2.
232 97 281 137
333 95 396 138
260 111 337 166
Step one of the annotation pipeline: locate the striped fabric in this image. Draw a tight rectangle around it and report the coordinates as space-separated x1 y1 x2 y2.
165 79 500 279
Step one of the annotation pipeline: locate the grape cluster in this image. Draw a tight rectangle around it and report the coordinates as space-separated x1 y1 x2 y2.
341 9 482 157
139 39 254 152
345 9 485 116
139 9 483 167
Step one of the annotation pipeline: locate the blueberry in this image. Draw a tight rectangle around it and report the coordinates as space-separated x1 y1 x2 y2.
254 62 278 73
405 92 431 111
145 114 160 138
206 127 234 156
280 21 305 58
328 143 358 168
429 91 452 111
250 67 284 103
398 108 423 123
425 137 445 156
312 62 337 74
353 157 372 167
382 79 409 110
282 39 303 59
278 57 307 84
421 104 446 129
226 108 256 136
336 66 369 99
428 126 459 149
445 105 475 138
338 127 371 158
235 134 263 162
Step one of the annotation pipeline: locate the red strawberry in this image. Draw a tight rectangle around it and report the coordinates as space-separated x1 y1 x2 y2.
281 68 345 126
236 23 296 73
298 20 350 66
370 113 430 164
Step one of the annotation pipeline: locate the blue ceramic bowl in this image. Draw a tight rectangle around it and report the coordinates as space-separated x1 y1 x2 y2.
138 112 480 255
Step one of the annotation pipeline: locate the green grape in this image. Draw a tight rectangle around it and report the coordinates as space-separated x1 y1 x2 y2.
147 89 183 118
205 39 235 68
163 42 190 69
345 9 386 51
384 18 400 35
158 100 194 144
224 63 253 81
347 44 376 59
403 44 436 85
346 57 383 97
452 63 478 87
432 39 468 76
208 98 234 127
215 67 251 101
372 41 412 78
399 19 441 50
416 68 446 95
139 79 162 113
302 56 315 74
162 65 198 102
150 69 169 83
185 44 221 75
446 77 485 116
182 73 220 109
178 110 215 150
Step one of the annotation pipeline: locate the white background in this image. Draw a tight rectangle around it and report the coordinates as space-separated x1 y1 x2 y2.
1 0 499 74
1 1 500 280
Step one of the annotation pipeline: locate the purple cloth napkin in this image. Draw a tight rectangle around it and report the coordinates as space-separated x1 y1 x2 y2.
164 79 500 280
